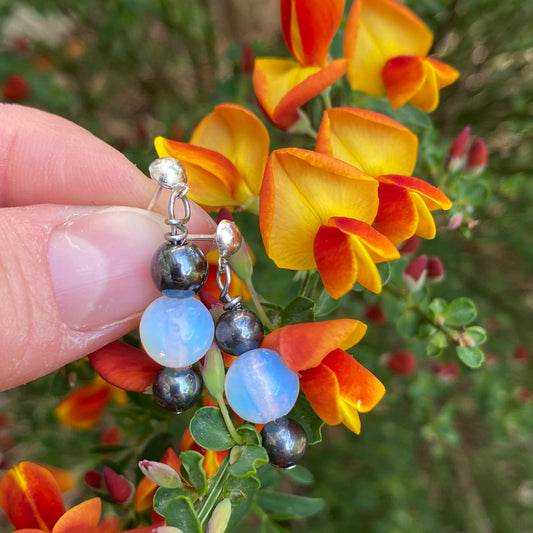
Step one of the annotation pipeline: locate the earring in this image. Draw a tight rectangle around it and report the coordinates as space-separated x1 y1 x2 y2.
141 156 300 425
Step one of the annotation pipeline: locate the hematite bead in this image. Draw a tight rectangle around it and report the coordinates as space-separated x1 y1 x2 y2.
215 308 264 355
152 366 203 413
140 296 214 368
151 243 208 298
261 417 307 469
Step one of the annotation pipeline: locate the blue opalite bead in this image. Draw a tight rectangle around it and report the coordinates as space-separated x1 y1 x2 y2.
224 348 299 424
140 296 214 368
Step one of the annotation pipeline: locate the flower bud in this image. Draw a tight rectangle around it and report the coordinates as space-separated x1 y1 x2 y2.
242 44 255 74
517 389 532 403
513 346 530 363
364 304 387 324
84 469 103 490
465 137 488 176
432 361 458 382
448 212 463 230
398 235 420 256
103 466 134 505
426 256 445 283
403 255 428 292
2 73 30 101
385 351 416 375
201 343 226 398
138 460 182 488
206 498 232 533
446 126 470 172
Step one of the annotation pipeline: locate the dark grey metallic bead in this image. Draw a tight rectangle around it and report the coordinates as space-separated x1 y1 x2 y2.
215 308 264 355
151 243 208 297
152 366 203 413
261 417 307 469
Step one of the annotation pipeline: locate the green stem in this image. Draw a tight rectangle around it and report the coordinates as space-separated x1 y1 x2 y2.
197 453 231 526
245 279 275 331
288 109 318 139
216 394 243 445
321 86 333 109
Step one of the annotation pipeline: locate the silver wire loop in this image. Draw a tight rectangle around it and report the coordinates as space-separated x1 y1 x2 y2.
165 185 191 245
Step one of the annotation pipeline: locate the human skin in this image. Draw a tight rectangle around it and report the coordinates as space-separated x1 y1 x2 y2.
0 104 215 390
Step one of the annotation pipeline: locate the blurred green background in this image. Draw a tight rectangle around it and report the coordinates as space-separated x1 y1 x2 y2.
0 1 532 531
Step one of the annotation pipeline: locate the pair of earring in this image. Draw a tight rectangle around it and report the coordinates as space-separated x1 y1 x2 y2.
139 157 301 430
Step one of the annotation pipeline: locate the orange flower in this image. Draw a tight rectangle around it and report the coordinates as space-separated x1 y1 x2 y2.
154 103 269 212
0 462 152 533
254 0 347 129
344 0 458 111
262 319 367 372
316 107 452 243
55 376 128 430
202 250 250 302
262 321 384 434
300 349 385 434
259 147 399 298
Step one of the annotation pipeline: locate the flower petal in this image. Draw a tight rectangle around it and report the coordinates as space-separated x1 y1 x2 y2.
300 363 343 426
382 55 426 109
0 462 65 532
253 58 347 129
55 379 113 430
344 0 433 94
323 349 385 413
260 148 378 271
154 137 242 209
281 0 345 67
52 498 101 533
426 57 460 89
89 341 161 393
262 319 367 372
314 218 399 297
190 104 269 197
316 107 419 176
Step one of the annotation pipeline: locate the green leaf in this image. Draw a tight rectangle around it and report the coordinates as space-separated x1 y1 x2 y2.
154 486 196 516
166 496 202 533
256 492 325 521
282 465 314 485
425 331 448 357
224 474 261 503
428 298 447 323
464 326 487 346
237 424 262 446
315 290 339 317
444 298 477 327
228 445 269 478
282 296 315 326
190 407 235 451
396 310 419 338
180 451 207 494
456 346 485 368
288 394 323 445
377 261 392 286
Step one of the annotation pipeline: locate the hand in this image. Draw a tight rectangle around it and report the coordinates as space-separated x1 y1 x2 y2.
0 104 215 391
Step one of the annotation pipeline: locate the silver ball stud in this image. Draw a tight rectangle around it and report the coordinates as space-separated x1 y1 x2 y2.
149 157 187 189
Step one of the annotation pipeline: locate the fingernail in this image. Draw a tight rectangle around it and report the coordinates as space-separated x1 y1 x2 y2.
48 207 164 331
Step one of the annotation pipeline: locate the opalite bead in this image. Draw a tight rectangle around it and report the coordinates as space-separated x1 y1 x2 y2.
151 242 208 297
224 348 299 424
140 296 214 368
215 308 264 355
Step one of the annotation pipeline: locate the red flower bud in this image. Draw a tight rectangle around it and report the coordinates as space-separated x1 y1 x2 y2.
465 137 488 176
403 255 428 292
426 256 445 283
364 304 387 324
518 389 532 403
446 126 470 172
513 345 530 363
398 235 420 256
84 469 103 490
385 351 416 375
242 44 255 74
2 73 30 101
432 361 458 382
103 466 134 505
101 426 121 446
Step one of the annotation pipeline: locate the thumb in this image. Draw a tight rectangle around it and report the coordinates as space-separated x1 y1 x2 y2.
1 204 186 390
